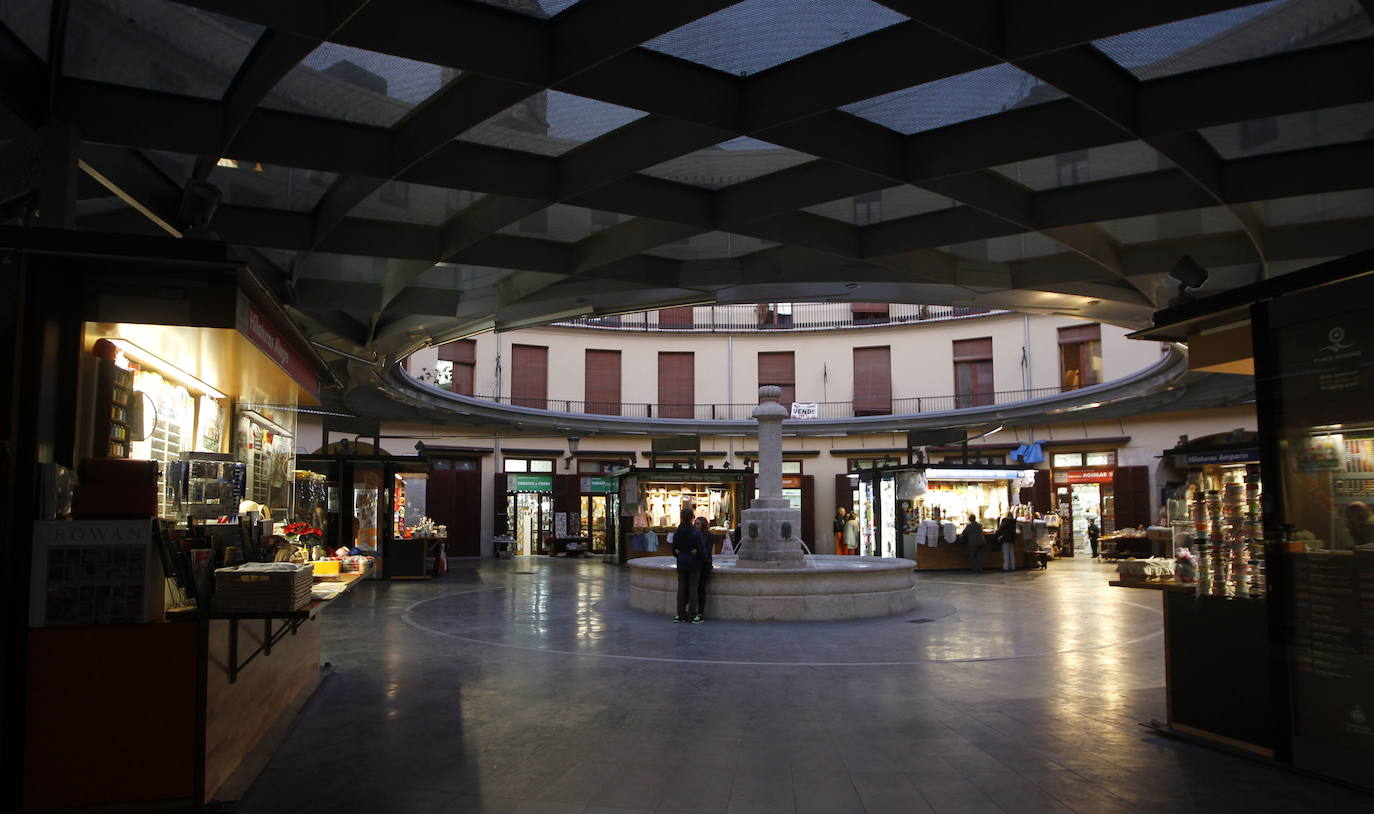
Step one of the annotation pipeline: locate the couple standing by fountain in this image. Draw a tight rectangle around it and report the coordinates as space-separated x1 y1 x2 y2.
670 508 712 622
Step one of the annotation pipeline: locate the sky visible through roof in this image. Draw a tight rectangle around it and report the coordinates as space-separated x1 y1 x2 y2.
293 0 1291 145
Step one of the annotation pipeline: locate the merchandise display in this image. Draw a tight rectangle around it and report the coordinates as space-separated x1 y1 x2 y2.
1183 470 1265 599
619 469 743 559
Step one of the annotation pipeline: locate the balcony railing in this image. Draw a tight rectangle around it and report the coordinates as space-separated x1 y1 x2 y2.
554 303 1001 332
462 386 1070 420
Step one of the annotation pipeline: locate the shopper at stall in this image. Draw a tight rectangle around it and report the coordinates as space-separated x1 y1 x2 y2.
996 511 1017 571
671 508 704 622
843 511 860 554
833 507 848 555
961 514 987 572
693 516 713 621
1087 517 1101 558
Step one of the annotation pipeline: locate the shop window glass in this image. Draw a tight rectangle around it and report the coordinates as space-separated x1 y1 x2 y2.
504 459 528 473
1053 453 1084 468
1086 451 1115 466
529 459 554 473
750 460 803 474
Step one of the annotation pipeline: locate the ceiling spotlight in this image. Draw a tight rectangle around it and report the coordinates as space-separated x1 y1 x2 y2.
845 282 859 290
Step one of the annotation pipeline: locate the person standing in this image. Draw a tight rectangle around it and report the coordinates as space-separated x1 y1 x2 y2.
833 507 849 555
996 511 1018 571
671 508 703 622
962 514 987 572
843 511 861 555
1088 517 1101 559
693 516 713 622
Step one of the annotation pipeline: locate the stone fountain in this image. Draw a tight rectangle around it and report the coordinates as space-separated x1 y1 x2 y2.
627 387 919 620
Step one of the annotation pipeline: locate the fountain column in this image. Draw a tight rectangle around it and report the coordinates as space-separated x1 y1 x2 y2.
737 386 806 567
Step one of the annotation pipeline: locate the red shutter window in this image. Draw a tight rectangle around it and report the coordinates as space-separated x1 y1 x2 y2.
584 349 621 416
852 346 891 415
657 352 694 418
439 339 476 396
658 307 694 328
510 344 548 409
1058 324 1102 390
850 302 889 323
953 337 994 408
757 351 796 409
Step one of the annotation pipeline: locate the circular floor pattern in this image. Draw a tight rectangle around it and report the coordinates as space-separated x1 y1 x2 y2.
399 559 1163 667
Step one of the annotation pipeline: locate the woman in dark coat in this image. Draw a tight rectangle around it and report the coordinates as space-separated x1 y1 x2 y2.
671 508 703 622
996 511 1018 571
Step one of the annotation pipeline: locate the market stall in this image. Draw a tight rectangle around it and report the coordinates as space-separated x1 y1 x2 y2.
854 465 1036 568
11 241 343 811
616 467 746 562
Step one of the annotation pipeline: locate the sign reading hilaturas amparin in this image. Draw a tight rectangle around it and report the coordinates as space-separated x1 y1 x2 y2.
236 292 320 397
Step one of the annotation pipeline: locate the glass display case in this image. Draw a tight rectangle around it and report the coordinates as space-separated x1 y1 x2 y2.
1256 273 1374 789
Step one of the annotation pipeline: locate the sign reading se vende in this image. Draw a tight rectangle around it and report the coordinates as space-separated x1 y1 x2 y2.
789 402 819 419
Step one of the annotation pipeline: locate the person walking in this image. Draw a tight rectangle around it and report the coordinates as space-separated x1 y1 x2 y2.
996 511 1018 571
671 508 703 622
693 516 713 621
962 514 987 572
833 507 849 555
843 511 861 555
1088 517 1101 559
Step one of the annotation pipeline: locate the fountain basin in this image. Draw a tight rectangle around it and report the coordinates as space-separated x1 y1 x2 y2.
628 555 918 621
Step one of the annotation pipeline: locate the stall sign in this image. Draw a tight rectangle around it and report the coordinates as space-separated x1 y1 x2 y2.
789 402 819 420
1183 449 1259 466
235 292 320 397
1066 469 1114 483
510 474 553 492
782 475 802 489
928 468 1026 481
580 476 617 493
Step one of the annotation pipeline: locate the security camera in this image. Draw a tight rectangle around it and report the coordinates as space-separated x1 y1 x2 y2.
1169 255 1209 291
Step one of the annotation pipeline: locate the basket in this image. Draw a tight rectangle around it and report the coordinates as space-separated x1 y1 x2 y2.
213 564 313 613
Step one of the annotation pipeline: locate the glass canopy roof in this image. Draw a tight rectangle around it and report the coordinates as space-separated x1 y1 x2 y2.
4 0 1370 356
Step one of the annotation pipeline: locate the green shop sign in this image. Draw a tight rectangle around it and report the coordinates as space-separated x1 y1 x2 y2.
581 476 617 493
510 474 554 492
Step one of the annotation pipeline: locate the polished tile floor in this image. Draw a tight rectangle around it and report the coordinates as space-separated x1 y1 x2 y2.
237 558 1370 813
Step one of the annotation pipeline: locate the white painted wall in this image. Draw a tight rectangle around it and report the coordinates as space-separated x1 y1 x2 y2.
406 313 1171 407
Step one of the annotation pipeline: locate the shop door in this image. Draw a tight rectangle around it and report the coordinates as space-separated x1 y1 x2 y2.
581 495 612 553
427 458 482 557
352 462 387 570
508 492 553 555
1070 483 1102 555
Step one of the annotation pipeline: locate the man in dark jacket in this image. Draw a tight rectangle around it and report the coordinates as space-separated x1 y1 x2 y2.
962 514 986 572
1088 517 1101 558
996 511 1018 571
671 508 703 622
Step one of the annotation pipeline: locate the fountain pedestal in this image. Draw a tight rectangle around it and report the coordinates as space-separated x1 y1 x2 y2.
737 386 806 568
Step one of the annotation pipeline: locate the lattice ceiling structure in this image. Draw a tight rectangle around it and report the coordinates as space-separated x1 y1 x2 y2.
2 0 1373 375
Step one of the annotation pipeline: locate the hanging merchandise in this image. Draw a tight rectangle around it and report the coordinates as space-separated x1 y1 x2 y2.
1011 441 1045 464
897 470 927 499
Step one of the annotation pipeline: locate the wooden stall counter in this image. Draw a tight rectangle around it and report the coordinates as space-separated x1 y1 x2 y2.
24 566 370 812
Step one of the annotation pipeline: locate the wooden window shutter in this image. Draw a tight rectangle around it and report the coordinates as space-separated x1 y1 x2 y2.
658 307 694 328
852 346 891 415
438 339 476 364
758 351 796 406
584 350 621 416
441 339 477 396
657 352 694 418
952 337 993 361
1058 323 1101 344
510 344 547 409
1114 466 1151 529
